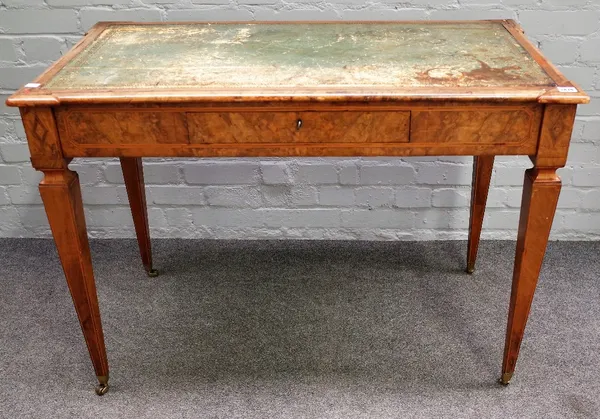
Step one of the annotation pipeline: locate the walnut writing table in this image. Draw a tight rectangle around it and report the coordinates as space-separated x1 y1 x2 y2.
6 20 589 395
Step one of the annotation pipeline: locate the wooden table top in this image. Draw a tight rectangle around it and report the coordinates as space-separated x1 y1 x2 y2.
7 20 589 106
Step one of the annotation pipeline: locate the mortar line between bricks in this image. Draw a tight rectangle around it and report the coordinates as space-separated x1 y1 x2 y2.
1 6 600 238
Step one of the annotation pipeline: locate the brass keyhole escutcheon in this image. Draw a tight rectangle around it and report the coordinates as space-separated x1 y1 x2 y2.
296 118 303 130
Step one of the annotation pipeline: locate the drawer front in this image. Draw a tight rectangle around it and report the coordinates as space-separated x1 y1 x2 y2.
410 107 542 145
56 109 188 145
57 106 542 158
187 111 410 144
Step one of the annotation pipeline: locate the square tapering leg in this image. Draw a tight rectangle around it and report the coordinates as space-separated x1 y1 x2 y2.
121 157 158 277
500 167 561 385
466 155 495 274
39 169 110 395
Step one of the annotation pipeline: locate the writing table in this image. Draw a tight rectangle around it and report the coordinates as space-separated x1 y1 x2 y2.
6 20 589 395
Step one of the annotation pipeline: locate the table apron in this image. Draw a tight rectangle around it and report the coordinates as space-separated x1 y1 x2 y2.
54 103 543 158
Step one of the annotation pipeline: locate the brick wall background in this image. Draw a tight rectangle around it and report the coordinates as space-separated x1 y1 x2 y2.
0 0 599 240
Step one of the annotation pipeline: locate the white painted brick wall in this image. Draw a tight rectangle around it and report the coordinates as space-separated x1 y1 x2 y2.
1 0 599 240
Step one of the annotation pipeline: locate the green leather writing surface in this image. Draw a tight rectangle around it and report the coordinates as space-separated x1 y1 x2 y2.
45 22 553 90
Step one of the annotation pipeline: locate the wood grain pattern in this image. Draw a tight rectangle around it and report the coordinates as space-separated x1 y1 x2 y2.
121 157 154 276
56 109 188 145
501 167 561 384
532 104 577 168
187 111 410 144
20 107 68 170
466 155 494 274
39 168 109 385
6 86 557 106
410 107 541 145
58 104 542 158
62 142 538 159
188 111 295 144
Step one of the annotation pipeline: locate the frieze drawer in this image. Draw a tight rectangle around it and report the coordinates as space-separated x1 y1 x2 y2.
187 111 411 144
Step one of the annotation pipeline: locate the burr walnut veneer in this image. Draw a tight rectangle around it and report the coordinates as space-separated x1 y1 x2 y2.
6 20 589 395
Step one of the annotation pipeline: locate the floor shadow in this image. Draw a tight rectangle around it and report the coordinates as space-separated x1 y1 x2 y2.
88 239 512 394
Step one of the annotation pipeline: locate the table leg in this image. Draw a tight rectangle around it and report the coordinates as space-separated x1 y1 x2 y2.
466 155 494 274
39 169 110 395
121 157 158 277
500 167 561 385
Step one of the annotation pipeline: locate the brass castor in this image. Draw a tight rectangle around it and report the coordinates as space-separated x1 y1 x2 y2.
466 262 475 274
95 383 109 396
498 372 513 386
147 268 159 278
